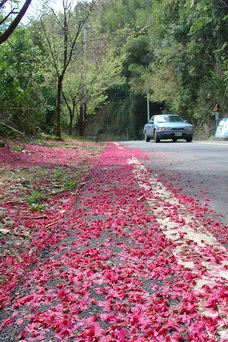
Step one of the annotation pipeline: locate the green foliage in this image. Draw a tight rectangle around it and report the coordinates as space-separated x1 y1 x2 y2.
0 0 227 138
99 0 152 33
0 28 53 135
26 190 46 204
11 145 26 152
60 19 126 135
136 0 228 124
29 204 46 211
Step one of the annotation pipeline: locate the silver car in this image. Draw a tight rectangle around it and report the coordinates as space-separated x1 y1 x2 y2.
144 114 194 142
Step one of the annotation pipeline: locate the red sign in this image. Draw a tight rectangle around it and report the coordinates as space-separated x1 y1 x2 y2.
212 102 221 112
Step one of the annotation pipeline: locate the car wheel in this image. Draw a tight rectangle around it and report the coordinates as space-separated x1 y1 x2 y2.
145 132 150 142
186 137 192 142
154 130 160 143
172 138 177 142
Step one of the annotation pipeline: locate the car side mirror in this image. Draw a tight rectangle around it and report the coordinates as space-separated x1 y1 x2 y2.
184 120 189 123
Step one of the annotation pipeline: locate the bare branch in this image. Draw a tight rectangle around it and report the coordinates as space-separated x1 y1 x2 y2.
0 0 9 8
40 18 60 76
0 8 18 25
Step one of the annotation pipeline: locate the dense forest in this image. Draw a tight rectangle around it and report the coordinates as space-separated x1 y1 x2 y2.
0 0 227 140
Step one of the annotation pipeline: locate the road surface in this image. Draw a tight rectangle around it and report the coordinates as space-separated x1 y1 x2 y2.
120 140 228 229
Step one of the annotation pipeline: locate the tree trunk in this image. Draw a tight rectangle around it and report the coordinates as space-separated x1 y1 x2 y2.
78 103 87 136
69 114 73 135
56 75 63 138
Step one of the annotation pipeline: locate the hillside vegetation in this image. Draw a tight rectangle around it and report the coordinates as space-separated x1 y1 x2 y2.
0 0 227 140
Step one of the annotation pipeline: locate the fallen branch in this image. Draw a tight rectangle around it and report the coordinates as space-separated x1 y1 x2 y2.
13 228 30 238
45 220 59 229
3 200 23 205
18 215 48 220
9 248 24 263
1 122 24 136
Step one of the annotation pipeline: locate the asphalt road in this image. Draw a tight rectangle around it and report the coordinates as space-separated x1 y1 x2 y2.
119 140 228 227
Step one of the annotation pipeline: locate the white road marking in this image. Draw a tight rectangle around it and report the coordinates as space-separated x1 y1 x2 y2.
196 141 228 146
128 157 228 340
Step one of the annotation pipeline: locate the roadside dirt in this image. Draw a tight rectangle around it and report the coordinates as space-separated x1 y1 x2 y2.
0 139 103 309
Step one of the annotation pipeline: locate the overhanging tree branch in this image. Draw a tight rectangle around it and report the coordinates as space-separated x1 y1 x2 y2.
0 0 32 44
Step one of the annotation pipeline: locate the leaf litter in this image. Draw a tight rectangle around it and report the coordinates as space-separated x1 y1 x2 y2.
0 141 227 341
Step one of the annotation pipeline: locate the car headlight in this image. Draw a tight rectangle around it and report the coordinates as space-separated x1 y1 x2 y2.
185 126 194 131
159 127 171 131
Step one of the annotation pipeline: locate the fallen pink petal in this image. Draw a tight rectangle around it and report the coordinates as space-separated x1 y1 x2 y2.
0 140 227 341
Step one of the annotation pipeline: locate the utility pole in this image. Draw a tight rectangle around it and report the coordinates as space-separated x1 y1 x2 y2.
147 94 150 122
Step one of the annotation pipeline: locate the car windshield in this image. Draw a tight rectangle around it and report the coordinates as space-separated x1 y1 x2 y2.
154 115 184 123
167 115 184 122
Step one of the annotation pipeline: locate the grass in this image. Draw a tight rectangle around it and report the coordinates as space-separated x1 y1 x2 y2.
0 137 104 253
